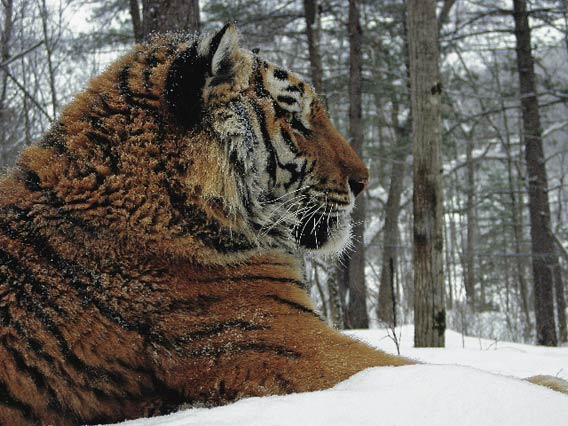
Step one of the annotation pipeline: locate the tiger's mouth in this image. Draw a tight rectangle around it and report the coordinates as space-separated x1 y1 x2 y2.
293 205 351 254
295 212 338 249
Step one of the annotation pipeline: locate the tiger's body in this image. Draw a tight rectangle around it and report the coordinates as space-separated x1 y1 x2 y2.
0 25 565 426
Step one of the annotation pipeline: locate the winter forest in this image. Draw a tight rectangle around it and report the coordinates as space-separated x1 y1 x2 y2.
1 0 568 349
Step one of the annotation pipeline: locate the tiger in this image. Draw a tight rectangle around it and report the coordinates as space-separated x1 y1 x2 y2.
0 23 566 426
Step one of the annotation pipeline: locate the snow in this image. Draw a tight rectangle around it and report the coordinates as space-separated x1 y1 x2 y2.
110 327 568 426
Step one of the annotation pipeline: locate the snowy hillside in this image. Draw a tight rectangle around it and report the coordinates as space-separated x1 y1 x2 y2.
111 327 568 426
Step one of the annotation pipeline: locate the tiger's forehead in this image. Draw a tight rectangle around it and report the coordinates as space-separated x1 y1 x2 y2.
259 59 316 100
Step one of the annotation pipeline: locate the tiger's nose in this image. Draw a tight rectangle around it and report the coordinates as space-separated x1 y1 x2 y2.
348 178 365 197
348 174 368 198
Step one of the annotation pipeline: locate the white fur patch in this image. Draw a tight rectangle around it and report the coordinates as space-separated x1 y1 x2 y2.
211 26 240 75
197 33 213 57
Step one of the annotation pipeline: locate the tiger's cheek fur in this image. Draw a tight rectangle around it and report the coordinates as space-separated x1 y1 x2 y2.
300 104 368 202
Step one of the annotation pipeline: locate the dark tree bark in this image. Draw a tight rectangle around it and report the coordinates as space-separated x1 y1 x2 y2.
512 0 559 346
343 0 369 329
303 0 326 105
407 0 445 348
142 0 200 38
130 0 144 43
464 131 476 307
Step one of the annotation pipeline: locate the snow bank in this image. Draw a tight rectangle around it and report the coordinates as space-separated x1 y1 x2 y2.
111 327 568 426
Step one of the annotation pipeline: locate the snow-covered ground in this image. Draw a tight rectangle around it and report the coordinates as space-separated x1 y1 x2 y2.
111 327 568 426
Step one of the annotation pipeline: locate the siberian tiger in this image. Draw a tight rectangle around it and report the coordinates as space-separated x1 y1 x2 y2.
0 24 566 426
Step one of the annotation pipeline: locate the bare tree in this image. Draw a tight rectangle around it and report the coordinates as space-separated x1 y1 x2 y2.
130 0 143 43
408 0 445 347
303 0 326 105
512 0 560 346
0 0 14 169
343 0 369 329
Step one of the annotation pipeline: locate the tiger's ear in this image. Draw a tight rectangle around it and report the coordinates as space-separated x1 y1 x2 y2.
165 24 240 130
206 23 240 77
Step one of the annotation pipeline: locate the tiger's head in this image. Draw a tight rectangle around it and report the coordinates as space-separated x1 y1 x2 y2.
20 24 367 263
163 24 368 257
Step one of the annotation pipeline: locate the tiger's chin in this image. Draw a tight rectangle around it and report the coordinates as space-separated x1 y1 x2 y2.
295 211 353 258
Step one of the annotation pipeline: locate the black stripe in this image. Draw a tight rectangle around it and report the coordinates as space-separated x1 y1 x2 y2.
40 122 68 151
254 60 270 98
189 342 301 359
265 294 320 318
273 69 288 80
177 320 268 344
275 373 293 392
119 65 158 110
5 312 58 369
251 100 277 186
296 160 313 191
119 65 134 105
84 131 119 173
285 85 301 93
0 377 37 422
291 116 312 137
192 275 305 289
0 248 70 321
144 49 160 91
21 169 42 192
98 94 128 116
2 338 67 414
240 342 300 358
277 95 297 106
160 295 221 316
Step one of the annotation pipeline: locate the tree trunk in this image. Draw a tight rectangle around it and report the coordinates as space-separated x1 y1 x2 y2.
303 0 326 105
39 0 57 118
553 264 568 342
464 131 476 307
343 0 368 329
512 0 558 346
0 0 13 169
493 52 533 340
327 266 343 329
142 0 200 38
407 0 445 348
130 0 144 43
0 0 13 105
377 100 410 325
377 156 405 326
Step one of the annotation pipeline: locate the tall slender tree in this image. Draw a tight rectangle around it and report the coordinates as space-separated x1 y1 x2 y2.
407 0 445 347
303 0 326 105
512 0 560 346
343 0 369 329
0 0 14 170
376 3 411 327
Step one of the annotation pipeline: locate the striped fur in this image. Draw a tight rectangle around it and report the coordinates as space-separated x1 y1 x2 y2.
0 25 564 425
